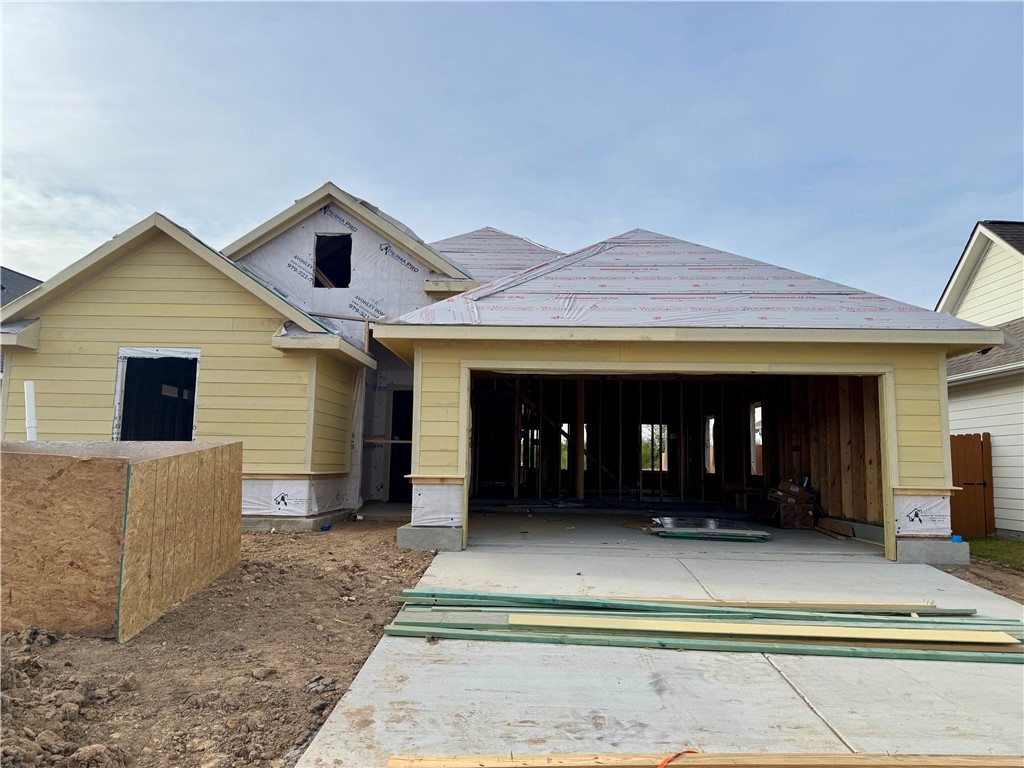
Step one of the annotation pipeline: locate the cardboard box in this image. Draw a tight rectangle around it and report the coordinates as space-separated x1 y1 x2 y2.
777 502 815 529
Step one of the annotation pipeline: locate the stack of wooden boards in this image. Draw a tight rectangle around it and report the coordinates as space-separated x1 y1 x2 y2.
385 589 1024 664
640 517 772 542
387 755 1024 768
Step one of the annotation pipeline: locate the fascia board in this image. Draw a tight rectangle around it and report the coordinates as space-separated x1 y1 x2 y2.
372 324 1005 349
936 225 990 314
947 361 1024 385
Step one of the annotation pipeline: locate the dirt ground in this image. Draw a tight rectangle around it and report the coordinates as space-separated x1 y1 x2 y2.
945 557 1024 603
1 522 433 768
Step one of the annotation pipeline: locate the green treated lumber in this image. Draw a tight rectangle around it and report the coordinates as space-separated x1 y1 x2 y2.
392 605 1023 637
394 595 995 621
384 624 1024 664
398 590 982 623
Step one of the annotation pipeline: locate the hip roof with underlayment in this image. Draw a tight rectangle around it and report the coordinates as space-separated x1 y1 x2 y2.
394 229 986 331
429 227 564 284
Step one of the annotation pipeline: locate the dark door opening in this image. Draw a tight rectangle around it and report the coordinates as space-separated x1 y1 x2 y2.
120 357 197 441
388 389 413 502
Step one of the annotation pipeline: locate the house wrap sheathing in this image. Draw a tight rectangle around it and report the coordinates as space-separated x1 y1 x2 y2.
376 229 1002 562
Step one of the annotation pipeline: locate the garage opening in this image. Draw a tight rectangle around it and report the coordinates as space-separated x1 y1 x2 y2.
469 373 884 528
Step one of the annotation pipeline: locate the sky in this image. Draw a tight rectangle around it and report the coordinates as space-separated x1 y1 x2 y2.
2 1 1022 310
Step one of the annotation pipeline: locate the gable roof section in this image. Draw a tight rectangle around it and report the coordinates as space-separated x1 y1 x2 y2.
936 220 1024 314
947 316 1024 382
222 182 471 280
0 213 332 335
1 267 42 307
429 227 564 284
394 228 988 332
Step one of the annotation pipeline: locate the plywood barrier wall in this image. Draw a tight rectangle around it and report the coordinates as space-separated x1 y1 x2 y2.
1 452 129 637
117 442 243 641
0 441 242 642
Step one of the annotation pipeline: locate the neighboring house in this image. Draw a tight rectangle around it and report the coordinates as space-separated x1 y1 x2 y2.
937 220 1024 538
0 266 42 376
1 267 42 307
0 184 560 526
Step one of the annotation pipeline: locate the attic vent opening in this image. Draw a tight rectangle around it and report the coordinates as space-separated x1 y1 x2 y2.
314 234 352 288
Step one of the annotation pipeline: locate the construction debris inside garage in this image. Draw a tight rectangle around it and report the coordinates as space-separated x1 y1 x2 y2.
469 373 885 531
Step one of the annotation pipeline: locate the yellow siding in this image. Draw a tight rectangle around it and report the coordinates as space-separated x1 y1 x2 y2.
1 234 311 472
956 241 1024 325
411 340 950 491
310 352 357 473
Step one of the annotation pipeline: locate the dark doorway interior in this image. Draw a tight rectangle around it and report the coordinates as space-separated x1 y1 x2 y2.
121 357 197 441
388 389 414 502
469 372 885 525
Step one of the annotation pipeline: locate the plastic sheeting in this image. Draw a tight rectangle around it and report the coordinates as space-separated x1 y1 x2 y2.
895 495 952 537
411 484 463 527
429 227 564 285
398 229 986 331
236 204 439 347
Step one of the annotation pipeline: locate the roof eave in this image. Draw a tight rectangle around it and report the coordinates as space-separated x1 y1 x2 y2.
0 320 39 350
270 330 377 369
948 361 1024 385
373 324 1004 349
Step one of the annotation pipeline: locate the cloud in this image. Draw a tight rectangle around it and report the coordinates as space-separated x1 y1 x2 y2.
1 176 148 280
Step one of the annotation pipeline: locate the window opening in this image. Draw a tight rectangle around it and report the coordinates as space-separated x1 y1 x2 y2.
121 357 197 440
314 233 352 288
705 416 716 474
560 423 570 471
749 403 763 475
641 423 668 472
520 428 540 469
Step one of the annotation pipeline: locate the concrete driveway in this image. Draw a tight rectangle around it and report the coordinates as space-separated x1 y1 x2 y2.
296 515 1024 766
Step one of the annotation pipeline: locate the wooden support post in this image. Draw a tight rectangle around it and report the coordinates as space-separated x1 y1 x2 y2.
575 378 585 500
618 380 623 501
512 380 521 499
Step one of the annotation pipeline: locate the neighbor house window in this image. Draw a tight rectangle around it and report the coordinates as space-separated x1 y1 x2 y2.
705 416 716 474
749 403 763 475
314 233 352 288
641 423 668 472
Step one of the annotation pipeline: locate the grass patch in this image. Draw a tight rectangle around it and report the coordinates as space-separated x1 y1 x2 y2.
968 537 1024 571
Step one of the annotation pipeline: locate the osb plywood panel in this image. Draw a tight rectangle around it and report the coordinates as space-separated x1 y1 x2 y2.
117 442 242 642
1 452 128 637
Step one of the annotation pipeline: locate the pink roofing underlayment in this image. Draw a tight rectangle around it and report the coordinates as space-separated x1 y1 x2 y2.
396 229 983 331
428 227 564 285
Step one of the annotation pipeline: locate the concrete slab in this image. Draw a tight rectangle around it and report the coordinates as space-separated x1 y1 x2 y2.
297 512 1024 766
766 654 1024 754
683 558 1024 620
296 638 849 767
468 512 886 561
417 550 709 598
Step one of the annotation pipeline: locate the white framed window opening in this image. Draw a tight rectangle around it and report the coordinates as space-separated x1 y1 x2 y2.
111 347 201 441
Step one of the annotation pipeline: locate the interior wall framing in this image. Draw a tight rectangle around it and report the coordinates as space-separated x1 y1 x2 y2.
467 372 884 525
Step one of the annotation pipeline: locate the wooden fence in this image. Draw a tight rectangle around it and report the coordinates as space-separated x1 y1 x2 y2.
950 433 995 539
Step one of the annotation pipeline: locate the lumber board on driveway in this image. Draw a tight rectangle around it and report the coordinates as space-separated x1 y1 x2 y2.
387 753 1024 767
507 614 1020 646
